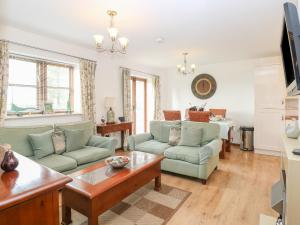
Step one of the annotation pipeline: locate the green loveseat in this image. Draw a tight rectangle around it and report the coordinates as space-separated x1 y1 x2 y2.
0 121 117 174
128 120 221 183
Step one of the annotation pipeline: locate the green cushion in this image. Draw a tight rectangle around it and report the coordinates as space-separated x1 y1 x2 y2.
63 146 112 165
35 154 77 172
164 146 201 164
55 121 93 146
28 130 55 159
178 126 203 147
0 125 53 157
181 121 220 145
135 140 170 155
64 129 86 152
150 121 181 142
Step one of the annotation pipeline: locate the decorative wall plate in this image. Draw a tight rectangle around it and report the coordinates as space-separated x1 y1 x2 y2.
191 74 217 99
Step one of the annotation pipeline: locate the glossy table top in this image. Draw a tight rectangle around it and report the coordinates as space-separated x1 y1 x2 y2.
66 151 164 199
0 152 72 210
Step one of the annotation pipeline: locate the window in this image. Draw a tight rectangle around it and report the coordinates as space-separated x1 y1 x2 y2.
7 55 79 115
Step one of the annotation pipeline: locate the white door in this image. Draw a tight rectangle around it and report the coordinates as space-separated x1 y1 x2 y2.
254 64 285 153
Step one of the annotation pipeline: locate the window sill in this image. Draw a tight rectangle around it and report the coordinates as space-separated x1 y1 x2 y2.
5 113 83 120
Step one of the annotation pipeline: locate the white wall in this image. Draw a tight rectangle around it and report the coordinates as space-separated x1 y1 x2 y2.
0 24 166 146
162 59 270 143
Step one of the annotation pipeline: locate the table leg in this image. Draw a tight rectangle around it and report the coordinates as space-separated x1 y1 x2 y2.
121 131 124 150
88 214 98 225
219 140 226 159
154 175 161 191
226 139 231 152
61 204 72 225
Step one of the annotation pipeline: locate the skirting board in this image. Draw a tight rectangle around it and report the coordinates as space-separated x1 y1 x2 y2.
255 149 281 157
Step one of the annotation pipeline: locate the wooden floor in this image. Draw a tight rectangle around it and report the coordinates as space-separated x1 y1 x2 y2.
163 145 280 225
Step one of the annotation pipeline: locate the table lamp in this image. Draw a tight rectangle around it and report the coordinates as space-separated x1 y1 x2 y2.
105 97 115 123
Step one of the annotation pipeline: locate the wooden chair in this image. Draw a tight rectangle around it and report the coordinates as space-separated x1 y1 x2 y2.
209 108 226 118
163 110 181 121
188 111 210 122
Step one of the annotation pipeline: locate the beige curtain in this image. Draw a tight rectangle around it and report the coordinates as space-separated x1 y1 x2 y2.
122 68 132 122
122 68 131 149
80 59 97 131
153 75 162 120
0 41 9 126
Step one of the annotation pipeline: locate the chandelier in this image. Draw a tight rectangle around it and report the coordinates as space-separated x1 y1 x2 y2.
93 10 128 54
177 53 196 75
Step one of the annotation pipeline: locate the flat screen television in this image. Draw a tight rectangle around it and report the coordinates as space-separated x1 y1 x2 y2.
281 2 300 96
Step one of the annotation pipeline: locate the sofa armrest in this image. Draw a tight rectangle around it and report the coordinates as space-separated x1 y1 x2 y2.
128 133 153 151
87 135 118 152
198 139 222 164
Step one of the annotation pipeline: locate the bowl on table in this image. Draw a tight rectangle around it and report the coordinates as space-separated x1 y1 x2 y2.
105 156 130 168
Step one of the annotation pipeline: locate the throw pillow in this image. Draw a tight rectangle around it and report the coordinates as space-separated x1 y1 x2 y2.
52 130 66 154
64 129 86 152
28 130 55 160
178 126 203 147
168 127 181 146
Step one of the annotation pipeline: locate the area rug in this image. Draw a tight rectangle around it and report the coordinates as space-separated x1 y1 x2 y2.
69 182 191 225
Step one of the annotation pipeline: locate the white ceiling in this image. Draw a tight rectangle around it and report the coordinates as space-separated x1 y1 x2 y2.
0 0 285 68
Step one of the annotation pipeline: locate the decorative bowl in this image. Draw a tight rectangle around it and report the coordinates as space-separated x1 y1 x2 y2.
105 156 130 168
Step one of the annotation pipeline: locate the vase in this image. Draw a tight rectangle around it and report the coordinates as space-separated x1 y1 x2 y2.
0 146 19 172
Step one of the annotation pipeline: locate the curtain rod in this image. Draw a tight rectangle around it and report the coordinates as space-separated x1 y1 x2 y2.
1 39 97 63
120 66 159 77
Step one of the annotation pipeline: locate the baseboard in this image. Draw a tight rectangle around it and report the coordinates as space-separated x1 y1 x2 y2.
255 149 281 156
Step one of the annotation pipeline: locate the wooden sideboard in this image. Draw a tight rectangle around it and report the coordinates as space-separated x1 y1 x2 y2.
0 153 72 225
97 122 132 150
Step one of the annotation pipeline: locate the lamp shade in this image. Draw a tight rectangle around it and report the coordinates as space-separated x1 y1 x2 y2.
104 97 115 108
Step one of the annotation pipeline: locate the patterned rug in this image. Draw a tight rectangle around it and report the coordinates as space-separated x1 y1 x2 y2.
68 182 191 225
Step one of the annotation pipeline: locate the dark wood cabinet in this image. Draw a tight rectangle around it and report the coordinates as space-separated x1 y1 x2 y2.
0 153 72 225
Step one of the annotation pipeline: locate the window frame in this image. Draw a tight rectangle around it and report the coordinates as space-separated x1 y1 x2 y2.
7 55 75 116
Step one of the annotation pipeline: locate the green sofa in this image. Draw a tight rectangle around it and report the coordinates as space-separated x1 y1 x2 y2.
128 120 221 183
0 121 117 174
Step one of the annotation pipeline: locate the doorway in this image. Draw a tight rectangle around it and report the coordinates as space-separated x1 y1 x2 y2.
131 77 147 134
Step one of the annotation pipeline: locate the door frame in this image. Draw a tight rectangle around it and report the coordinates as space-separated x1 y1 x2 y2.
131 76 147 134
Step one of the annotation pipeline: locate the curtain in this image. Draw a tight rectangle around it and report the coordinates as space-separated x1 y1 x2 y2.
80 59 97 131
122 68 131 149
122 68 132 122
0 41 9 126
153 75 162 120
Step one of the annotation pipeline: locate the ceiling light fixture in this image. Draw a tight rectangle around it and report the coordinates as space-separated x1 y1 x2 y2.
177 53 196 75
93 10 128 54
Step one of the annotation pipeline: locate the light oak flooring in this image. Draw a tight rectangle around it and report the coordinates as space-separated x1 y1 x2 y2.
163 145 280 225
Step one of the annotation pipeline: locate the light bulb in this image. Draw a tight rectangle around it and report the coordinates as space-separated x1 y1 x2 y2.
191 64 196 69
108 27 118 41
118 37 128 49
180 67 185 72
93 35 104 48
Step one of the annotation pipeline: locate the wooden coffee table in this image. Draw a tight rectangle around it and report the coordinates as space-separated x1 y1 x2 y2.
61 151 164 225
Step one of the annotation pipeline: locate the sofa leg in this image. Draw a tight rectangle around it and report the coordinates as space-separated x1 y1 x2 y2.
200 179 207 185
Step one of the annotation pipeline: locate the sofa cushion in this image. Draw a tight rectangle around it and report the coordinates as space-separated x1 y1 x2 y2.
164 146 201 164
0 125 53 157
181 121 220 145
135 140 170 155
178 126 203 147
35 154 77 172
64 129 86 152
52 130 66 154
150 121 181 143
168 126 181 146
63 146 112 165
55 121 93 146
28 129 55 159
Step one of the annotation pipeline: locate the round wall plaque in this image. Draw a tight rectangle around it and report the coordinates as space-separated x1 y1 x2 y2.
191 74 217 99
